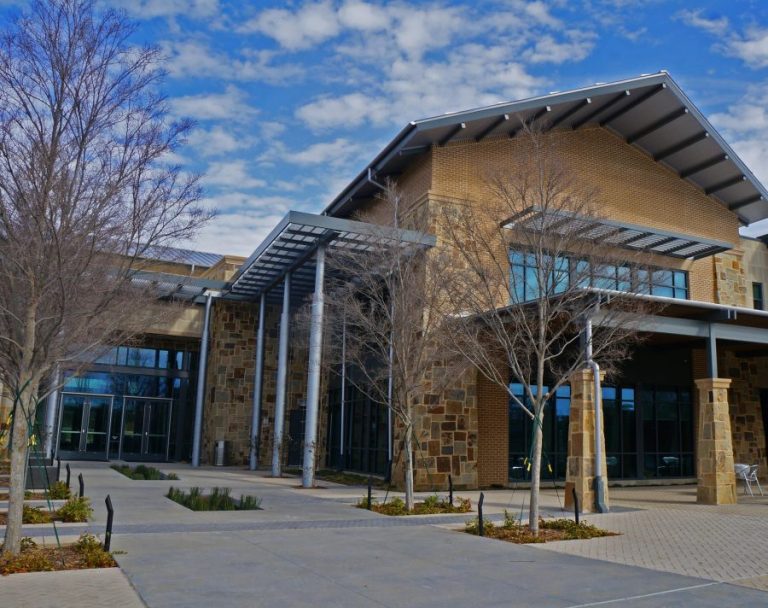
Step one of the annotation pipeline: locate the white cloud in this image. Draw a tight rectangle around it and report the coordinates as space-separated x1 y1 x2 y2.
186 126 254 157
106 0 219 20
170 86 258 122
238 1 341 50
677 9 729 36
725 27 768 69
281 138 367 166
296 93 391 129
524 31 596 64
710 85 768 189
337 0 391 31
204 160 266 190
163 39 304 84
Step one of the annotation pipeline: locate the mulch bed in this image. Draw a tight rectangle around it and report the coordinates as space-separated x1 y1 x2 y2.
465 517 618 544
0 537 117 575
358 496 472 516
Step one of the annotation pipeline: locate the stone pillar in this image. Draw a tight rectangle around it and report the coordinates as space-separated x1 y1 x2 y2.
565 369 609 513
695 378 737 505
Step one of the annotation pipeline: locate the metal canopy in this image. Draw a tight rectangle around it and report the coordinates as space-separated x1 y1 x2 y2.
130 271 227 302
227 211 435 302
324 71 768 226
504 206 733 260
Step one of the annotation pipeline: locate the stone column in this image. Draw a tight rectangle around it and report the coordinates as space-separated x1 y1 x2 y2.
565 369 609 513
695 378 737 505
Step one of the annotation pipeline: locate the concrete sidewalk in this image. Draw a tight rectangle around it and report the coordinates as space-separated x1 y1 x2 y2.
4 462 767 607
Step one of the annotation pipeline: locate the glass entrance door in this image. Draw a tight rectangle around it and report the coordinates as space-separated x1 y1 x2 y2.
57 393 113 460
120 397 172 460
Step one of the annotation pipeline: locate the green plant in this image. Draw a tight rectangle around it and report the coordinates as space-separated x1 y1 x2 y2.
58 497 92 522
355 495 377 509
112 464 177 480
502 509 519 529
48 480 71 500
166 472 179 480
20 537 37 551
73 532 114 568
423 494 440 509
540 518 614 540
465 517 495 536
0 549 55 573
166 486 261 511
23 505 52 524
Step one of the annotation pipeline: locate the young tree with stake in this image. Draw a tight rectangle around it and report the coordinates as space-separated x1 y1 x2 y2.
0 0 210 554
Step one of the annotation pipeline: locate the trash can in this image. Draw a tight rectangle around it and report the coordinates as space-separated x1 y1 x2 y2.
214 440 227 466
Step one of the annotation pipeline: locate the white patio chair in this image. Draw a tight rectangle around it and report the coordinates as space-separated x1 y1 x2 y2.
747 465 764 497
735 463 764 496
735 464 752 495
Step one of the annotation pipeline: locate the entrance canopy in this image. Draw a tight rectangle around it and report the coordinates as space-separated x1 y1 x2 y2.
226 211 435 303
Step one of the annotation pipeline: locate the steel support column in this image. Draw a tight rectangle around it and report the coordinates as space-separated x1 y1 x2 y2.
707 323 718 377
272 273 291 477
191 291 214 467
302 246 326 488
339 317 346 463
249 293 266 471
43 366 60 460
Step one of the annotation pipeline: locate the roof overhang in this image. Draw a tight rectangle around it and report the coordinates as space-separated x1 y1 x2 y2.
227 211 435 303
504 206 733 260
324 72 768 226
130 271 227 303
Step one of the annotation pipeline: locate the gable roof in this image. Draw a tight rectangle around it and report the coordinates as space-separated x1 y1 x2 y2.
323 71 768 226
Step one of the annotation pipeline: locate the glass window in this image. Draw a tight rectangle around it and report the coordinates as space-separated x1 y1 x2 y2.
753 282 764 310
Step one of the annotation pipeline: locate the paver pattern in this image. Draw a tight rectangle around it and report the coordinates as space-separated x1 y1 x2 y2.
1 568 144 608
536 486 768 591
3 462 767 607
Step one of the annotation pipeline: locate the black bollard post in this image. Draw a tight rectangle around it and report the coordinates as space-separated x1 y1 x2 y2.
56 457 61 483
367 475 373 510
78 473 84 498
104 495 114 552
448 474 453 506
572 487 580 525
65 463 71 489
478 492 485 537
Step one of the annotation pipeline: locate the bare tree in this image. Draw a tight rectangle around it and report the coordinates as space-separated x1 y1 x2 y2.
324 184 464 510
438 126 655 534
0 0 210 554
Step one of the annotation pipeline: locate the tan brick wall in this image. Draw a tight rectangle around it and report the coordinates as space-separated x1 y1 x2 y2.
476 372 509 487
430 127 739 305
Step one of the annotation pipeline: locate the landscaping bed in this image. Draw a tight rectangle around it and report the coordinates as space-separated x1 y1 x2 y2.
111 464 178 480
0 497 92 525
0 534 116 575
357 495 472 515
286 468 390 489
0 481 72 502
464 512 617 544
166 487 261 511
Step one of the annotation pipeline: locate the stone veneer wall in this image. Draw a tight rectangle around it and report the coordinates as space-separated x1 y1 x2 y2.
714 251 748 307
721 351 768 480
393 364 478 491
201 300 258 465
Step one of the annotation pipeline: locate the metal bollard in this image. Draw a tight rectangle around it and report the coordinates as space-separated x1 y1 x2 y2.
56 457 61 483
65 463 71 489
478 492 485 537
572 487 580 525
78 473 85 498
104 495 114 552
448 474 453 506
367 476 372 510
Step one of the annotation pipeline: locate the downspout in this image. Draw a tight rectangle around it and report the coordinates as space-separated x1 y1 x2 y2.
585 314 608 514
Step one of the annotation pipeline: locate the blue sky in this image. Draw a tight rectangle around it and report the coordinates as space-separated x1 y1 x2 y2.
7 0 768 254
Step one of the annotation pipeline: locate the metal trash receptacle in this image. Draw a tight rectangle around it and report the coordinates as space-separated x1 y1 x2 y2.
214 440 227 466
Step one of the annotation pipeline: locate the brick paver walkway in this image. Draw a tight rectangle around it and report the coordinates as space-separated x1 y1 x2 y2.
535 486 768 591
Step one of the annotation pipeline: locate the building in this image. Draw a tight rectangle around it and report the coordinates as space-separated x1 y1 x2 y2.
43 72 768 508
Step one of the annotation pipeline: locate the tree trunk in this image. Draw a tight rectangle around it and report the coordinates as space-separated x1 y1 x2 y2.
404 425 415 512
3 377 39 555
528 418 543 536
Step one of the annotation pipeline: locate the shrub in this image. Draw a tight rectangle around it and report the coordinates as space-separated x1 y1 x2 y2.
20 537 37 551
48 480 71 500
112 464 178 480
23 505 52 524
74 533 114 568
465 517 495 536
58 497 92 522
540 518 614 540
166 486 261 511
